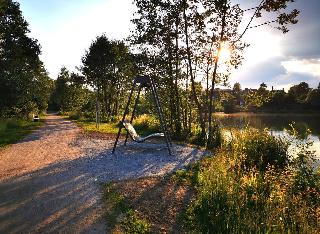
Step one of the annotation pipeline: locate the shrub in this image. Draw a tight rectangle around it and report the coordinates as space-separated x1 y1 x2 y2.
206 123 222 150
68 111 82 120
228 128 289 172
189 125 206 146
133 114 160 134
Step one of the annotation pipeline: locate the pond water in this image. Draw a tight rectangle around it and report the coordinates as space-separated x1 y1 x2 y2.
213 113 320 168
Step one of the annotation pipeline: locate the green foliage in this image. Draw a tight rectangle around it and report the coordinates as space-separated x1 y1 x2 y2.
121 210 151 234
206 123 222 150
228 128 289 172
0 0 53 118
0 118 42 147
306 89 320 108
74 119 123 135
50 67 90 112
288 82 310 104
72 113 164 137
189 125 207 146
104 183 151 234
81 35 136 122
133 114 160 135
174 161 202 186
186 128 319 233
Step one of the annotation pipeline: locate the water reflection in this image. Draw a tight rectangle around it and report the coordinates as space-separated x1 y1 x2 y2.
214 113 320 163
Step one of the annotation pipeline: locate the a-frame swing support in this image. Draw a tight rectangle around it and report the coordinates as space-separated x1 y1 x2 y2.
112 75 172 155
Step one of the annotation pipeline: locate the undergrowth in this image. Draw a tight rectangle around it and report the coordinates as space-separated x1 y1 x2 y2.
68 113 160 136
0 118 43 147
104 183 151 234
69 112 222 148
185 127 320 233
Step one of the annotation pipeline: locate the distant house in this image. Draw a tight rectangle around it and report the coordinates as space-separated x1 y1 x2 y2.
271 86 285 93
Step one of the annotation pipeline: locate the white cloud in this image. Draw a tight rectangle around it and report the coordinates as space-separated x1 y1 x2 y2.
242 30 283 64
281 59 320 77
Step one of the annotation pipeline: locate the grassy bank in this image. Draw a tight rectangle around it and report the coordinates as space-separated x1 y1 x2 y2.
102 127 320 233
74 120 123 135
213 112 320 117
185 131 319 233
68 113 162 136
67 112 218 147
0 118 43 147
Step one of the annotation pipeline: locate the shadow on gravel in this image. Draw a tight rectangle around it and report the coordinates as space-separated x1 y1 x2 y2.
0 143 208 234
0 158 104 233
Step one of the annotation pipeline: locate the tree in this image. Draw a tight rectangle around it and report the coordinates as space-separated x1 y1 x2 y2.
288 82 310 104
131 0 185 137
233 82 242 105
81 35 136 121
268 90 287 109
306 89 320 108
0 0 51 117
50 67 89 112
51 67 70 111
131 0 299 147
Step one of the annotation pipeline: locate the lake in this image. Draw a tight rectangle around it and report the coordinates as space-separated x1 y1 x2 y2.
213 113 320 168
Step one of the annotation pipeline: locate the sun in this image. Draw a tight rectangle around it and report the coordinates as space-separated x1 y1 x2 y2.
218 42 231 63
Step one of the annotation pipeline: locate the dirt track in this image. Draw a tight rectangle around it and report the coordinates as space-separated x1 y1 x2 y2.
0 114 207 233
0 114 106 233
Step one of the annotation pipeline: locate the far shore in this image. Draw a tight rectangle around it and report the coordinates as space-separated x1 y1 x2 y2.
213 112 320 117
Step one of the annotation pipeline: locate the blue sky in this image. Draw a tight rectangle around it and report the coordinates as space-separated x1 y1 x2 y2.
18 0 320 90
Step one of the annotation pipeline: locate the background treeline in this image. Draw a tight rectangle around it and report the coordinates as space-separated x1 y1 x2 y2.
48 35 146 122
215 81 320 113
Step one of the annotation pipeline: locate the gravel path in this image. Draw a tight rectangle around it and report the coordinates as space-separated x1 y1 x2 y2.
0 114 208 234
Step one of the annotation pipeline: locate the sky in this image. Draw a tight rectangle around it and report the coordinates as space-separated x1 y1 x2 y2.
18 0 320 90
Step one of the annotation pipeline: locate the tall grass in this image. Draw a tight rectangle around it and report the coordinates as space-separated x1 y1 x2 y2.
186 128 320 233
0 118 42 147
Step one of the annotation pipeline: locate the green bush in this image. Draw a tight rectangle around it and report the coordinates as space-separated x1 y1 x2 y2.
206 123 222 150
228 128 289 172
68 111 83 120
133 114 160 134
189 125 206 146
187 152 319 233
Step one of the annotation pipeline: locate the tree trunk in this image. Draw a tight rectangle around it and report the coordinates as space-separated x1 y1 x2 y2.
182 1 206 140
208 7 227 148
174 17 182 137
167 43 176 133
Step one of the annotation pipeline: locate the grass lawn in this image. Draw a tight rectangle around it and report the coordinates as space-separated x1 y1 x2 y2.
74 120 125 135
72 115 160 136
0 118 44 147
